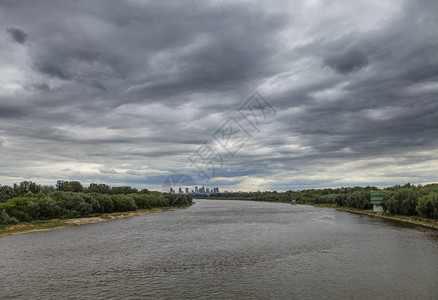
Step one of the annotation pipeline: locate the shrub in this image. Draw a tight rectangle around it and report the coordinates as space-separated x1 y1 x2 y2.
131 194 155 209
94 194 114 213
345 191 371 209
0 209 10 225
76 202 92 216
111 195 137 212
334 194 347 206
8 217 18 225
82 194 102 213
9 209 30 222
38 197 62 219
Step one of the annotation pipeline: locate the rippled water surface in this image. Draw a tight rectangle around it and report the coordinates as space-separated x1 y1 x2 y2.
1 200 438 299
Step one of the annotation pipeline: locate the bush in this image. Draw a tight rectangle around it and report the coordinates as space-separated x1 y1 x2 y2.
2 198 40 221
111 195 137 212
94 194 114 213
9 209 30 222
76 202 92 216
0 209 10 225
38 197 62 219
82 194 102 213
131 194 155 209
345 191 371 209
334 194 347 206
8 217 18 225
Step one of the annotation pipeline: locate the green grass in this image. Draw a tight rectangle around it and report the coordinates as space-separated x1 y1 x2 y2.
0 219 74 237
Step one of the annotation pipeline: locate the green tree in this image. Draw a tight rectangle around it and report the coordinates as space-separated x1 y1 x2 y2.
111 195 137 212
110 186 138 195
86 183 111 194
56 180 84 192
0 185 17 202
38 197 62 219
0 209 10 225
383 188 418 215
417 193 437 219
13 181 41 196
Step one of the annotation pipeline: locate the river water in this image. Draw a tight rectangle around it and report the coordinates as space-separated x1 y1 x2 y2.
1 199 437 299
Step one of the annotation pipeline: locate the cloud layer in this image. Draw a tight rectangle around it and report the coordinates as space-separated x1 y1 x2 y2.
0 0 438 191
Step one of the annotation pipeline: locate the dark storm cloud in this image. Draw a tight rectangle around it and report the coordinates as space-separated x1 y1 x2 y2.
35 61 72 80
0 0 438 189
6 27 27 44
20 0 287 106
0 103 28 118
323 44 369 74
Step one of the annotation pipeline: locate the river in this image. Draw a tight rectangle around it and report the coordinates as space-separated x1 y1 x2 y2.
1 199 437 299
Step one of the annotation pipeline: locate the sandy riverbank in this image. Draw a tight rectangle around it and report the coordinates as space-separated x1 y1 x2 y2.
0 207 184 238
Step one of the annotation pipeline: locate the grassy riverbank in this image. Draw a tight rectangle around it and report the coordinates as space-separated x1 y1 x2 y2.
205 197 438 230
0 206 190 238
207 184 438 229
309 203 438 230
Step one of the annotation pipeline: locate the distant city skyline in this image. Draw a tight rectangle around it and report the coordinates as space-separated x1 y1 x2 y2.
168 185 223 195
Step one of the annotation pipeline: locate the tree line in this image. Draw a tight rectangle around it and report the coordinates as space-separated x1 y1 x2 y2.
206 183 438 220
0 181 193 225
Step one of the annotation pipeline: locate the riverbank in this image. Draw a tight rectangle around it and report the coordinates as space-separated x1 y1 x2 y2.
206 198 438 230
0 206 189 238
309 203 438 230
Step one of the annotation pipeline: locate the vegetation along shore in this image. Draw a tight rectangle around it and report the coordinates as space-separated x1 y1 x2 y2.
0 180 193 238
2 180 438 237
206 183 438 229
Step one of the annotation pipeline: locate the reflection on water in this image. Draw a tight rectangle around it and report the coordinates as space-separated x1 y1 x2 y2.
1 200 437 299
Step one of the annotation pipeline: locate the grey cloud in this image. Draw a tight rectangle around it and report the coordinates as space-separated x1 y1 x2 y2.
0 102 30 118
35 61 72 80
28 83 51 92
0 0 437 189
6 27 27 44
323 44 369 74
90 81 106 91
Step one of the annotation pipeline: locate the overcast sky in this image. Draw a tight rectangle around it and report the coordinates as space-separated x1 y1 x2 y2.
1 0 438 191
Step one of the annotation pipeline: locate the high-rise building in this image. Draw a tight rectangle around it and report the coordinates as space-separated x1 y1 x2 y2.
206 188 210 193
178 187 182 194
170 187 174 194
185 188 189 194
195 186 198 193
